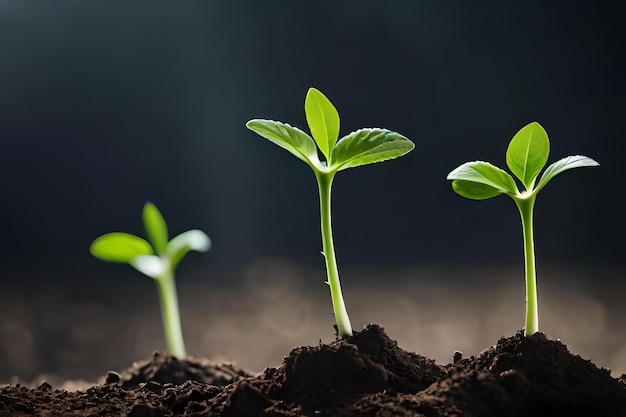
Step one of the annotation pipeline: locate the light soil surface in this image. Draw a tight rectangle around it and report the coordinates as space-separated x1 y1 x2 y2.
1 261 624 385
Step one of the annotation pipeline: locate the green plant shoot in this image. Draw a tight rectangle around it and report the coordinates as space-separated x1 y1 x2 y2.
246 87 414 337
90 202 210 358
446 122 598 336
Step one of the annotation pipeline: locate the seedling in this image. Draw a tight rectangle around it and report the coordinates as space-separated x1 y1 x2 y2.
447 122 598 336
90 202 210 358
246 87 414 337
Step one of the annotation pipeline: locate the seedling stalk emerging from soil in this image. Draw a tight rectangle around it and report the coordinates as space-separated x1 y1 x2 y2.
447 122 598 336
90 202 210 358
247 88 414 337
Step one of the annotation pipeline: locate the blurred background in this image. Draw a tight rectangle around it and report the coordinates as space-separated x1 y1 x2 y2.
1 2 625 384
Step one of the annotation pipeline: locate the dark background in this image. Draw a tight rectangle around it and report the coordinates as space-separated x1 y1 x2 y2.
0 2 625 382
1 1 624 267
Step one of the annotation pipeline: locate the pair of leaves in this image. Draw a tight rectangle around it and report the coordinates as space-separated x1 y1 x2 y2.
447 122 599 200
90 202 211 278
246 88 414 173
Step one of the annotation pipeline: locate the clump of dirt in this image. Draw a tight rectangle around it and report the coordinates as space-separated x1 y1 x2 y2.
461 330 626 415
352 330 626 416
108 352 250 390
1 324 625 416
206 323 442 416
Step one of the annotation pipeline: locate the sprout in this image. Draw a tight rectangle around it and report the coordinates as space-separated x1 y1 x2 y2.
90 202 210 358
447 122 598 336
247 87 414 337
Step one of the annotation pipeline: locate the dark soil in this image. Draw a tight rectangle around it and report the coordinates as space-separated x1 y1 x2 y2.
110 353 251 391
1 324 625 416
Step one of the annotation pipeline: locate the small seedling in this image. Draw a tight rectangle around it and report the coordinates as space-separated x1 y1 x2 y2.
447 121 598 336
247 87 414 337
90 202 210 358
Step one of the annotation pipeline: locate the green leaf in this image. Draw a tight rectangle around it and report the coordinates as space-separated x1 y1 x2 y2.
246 119 321 169
167 229 211 269
451 179 505 200
535 155 599 193
331 128 414 171
143 202 168 254
305 87 340 162
506 122 550 189
131 255 165 278
446 161 518 195
90 232 153 263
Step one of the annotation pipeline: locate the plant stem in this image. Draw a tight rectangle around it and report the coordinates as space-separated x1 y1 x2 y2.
515 195 539 336
155 263 187 358
316 171 353 337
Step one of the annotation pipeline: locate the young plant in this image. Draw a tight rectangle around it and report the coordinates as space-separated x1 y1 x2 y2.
246 87 414 337
446 121 598 336
89 202 211 358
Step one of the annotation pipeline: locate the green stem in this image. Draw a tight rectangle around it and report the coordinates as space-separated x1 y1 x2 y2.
316 171 353 337
155 263 187 358
515 195 539 336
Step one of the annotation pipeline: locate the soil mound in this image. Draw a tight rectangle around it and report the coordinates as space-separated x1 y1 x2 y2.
1 325 625 416
108 352 250 390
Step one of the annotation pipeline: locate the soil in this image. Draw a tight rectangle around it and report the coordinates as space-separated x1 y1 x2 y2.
1 324 625 417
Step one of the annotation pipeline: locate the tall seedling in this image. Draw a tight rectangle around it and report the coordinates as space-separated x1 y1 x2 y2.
247 88 414 337
447 122 598 336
